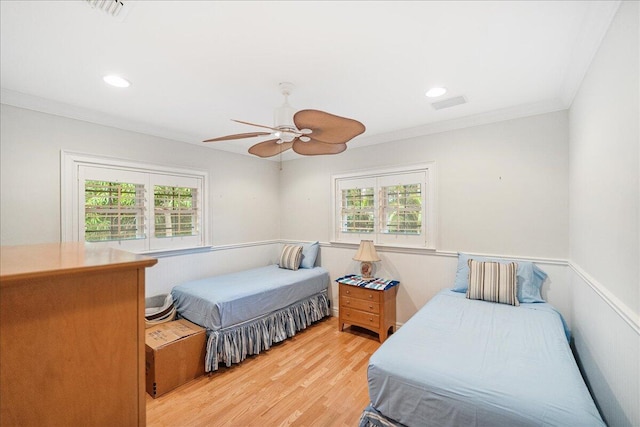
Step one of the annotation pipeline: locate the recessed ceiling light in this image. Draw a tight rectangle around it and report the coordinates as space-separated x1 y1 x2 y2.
103 75 131 88
425 87 447 98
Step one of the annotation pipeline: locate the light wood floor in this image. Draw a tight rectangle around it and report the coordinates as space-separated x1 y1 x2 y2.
146 317 383 427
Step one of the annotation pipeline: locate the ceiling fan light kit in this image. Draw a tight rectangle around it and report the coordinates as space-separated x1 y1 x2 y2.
204 82 365 158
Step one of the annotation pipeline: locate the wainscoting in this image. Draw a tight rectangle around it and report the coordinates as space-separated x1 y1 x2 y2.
569 265 639 427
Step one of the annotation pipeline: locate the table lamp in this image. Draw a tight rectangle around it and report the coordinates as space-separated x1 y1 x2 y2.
353 240 380 278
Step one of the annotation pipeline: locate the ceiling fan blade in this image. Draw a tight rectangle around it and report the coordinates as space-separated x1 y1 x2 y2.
292 139 347 156
203 131 271 142
232 119 282 132
248 139 294 158
293 109 365 144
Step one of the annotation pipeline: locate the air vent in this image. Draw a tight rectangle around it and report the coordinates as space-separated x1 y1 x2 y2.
85 0 132 21
431 96 467 111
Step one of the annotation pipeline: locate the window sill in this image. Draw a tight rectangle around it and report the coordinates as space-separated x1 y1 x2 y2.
137 246 214 258
327 241 445 256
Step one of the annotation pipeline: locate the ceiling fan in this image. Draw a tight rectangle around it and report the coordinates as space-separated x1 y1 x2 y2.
203 83 366 158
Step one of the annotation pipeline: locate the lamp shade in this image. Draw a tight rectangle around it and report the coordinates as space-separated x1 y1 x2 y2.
353 240 381 262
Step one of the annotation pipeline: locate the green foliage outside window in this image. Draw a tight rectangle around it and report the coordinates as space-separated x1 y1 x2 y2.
85 182 198 241
340 185 421 235
154 186 197 238
383 184 422 234
84 180 144 241
341 187 375 233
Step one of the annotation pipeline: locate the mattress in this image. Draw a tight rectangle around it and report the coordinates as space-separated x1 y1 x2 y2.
366 290 604 427
171 264 329 330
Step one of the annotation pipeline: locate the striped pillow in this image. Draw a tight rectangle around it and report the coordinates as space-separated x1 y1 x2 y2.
466 260 519 306
279 244 303 271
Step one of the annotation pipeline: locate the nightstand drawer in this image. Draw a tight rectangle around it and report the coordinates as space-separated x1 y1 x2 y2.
339 285 380 302
340 308 380 327
341 297 380 314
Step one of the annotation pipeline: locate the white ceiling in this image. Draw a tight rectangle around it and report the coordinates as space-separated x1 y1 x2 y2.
0 1 620 160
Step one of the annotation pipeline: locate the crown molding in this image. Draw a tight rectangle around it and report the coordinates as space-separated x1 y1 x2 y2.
1 88 201 146
559 1 622 106
351 98 568 149
2 88 566 162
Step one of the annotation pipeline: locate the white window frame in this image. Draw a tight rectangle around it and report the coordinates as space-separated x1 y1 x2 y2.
61 151 209 254
331 163 437 249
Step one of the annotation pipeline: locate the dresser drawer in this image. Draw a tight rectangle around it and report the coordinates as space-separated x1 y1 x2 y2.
340 297 380 314
339 284 380 302
340 307 380 328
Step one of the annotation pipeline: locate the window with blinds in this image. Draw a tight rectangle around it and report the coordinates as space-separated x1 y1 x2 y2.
85 180 146 241
154 185 198 238
333 165 435 248
65 154 207 253
381 184 422 235
340 187 375 234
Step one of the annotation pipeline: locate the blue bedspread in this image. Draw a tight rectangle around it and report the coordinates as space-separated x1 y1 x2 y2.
171 264 329 330
366 290 604 427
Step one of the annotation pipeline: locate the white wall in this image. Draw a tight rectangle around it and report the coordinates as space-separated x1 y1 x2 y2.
281 112 568 259
280 111 571 324
569 1 639 314
568 2 639 426
316 244 568 327
0 104 282 246
0 104 283 295
281 111 569 258
147 242 282 296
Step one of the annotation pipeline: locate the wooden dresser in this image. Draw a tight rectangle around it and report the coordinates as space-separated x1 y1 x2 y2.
338 279 398 343
0 243 157 427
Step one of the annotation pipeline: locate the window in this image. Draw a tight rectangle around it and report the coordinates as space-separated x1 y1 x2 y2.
332 164 436 248
381 183 422 235
154 185 198 238
62 152 207 253
84 180 146 242
340 184 375 234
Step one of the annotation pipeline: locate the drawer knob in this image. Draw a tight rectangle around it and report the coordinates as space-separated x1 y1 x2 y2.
346 290 350 294
368 295 372 299
369 305 373 309
369 318 373 322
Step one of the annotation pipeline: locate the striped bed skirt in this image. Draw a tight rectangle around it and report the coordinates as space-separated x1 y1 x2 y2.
359 405 404 427
204 290 330 372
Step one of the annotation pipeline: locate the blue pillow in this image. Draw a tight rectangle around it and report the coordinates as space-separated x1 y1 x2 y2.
299 241 319 269
452 253 547 303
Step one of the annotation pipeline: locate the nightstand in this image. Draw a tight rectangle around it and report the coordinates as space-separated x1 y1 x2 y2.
337 276 399 343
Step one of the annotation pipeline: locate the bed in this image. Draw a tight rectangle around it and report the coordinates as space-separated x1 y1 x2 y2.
359 255 605 427
171 242 330 372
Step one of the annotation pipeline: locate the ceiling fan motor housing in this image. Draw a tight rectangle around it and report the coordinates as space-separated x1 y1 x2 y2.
274 82 297 132
273 103 297 135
